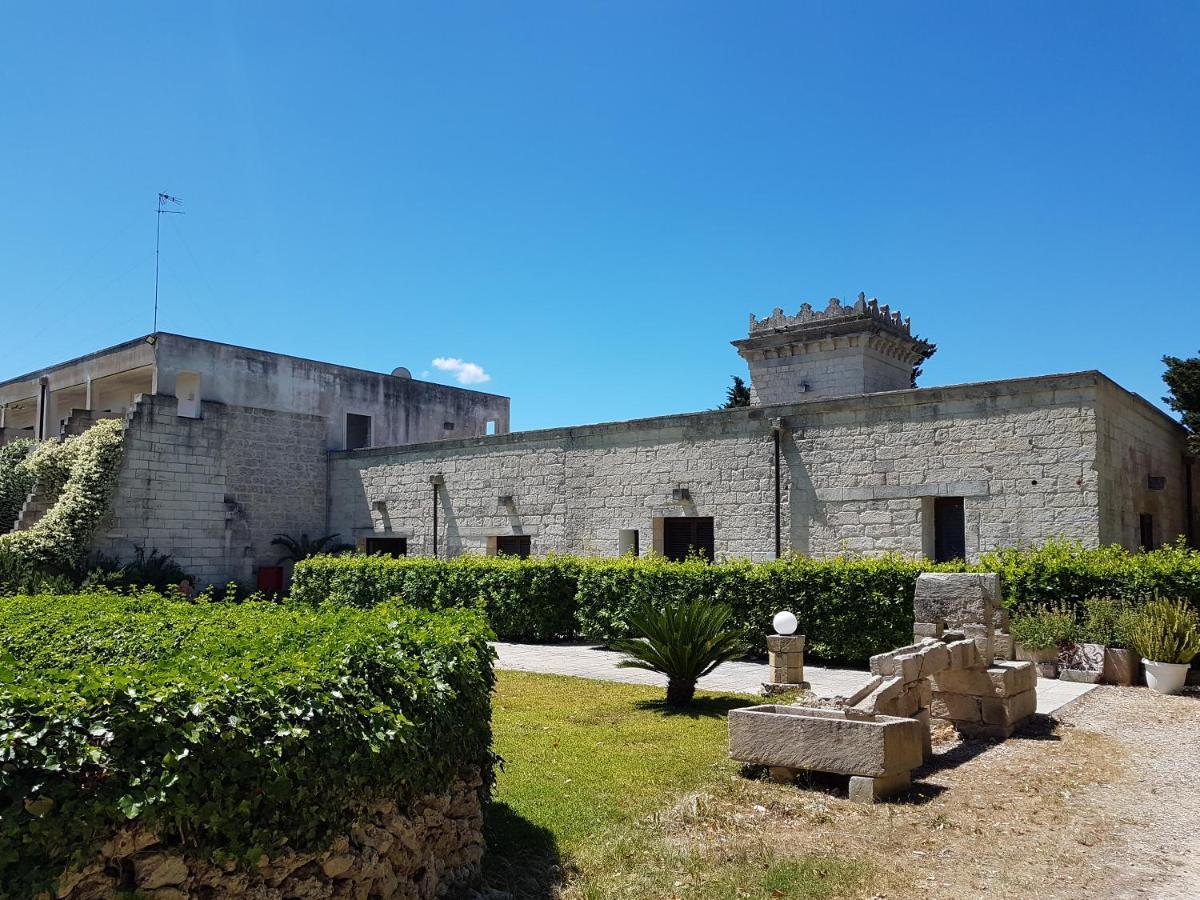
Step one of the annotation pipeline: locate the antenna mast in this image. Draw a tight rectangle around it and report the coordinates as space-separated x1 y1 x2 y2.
154 192 184 332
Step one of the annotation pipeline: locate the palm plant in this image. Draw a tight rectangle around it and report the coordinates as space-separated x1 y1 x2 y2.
271 532 353 563
610 598 749 706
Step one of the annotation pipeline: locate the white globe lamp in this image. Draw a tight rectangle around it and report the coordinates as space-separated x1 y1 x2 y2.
772 610 798 636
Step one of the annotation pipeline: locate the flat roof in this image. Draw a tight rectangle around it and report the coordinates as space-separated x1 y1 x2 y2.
0 331 509 401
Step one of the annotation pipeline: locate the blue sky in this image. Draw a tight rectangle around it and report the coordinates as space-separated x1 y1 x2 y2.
2 2 1197 431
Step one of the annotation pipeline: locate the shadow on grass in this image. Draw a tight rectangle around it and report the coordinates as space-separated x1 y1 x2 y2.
482 801 564 899
632 694 755 719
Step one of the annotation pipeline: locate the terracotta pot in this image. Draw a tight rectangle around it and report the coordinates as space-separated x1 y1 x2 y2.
1101 647 1139 686
1016 644 1058 678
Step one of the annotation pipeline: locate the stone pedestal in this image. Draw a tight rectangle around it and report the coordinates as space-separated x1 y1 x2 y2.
764 633 806 691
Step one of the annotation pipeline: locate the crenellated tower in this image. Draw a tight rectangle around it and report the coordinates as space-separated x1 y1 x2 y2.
732 293 932 405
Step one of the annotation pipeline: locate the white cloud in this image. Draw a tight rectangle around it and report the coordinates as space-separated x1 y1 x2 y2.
432 356 491 385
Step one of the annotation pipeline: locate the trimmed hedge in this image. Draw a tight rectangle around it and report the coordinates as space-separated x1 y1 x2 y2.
981 539 1200 613
292 540 1200 662
292 553 928 661
0 591 495 898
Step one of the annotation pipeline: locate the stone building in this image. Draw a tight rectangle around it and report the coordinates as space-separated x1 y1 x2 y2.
328 296 1195 565
1 334 509 582
1 297 1195 585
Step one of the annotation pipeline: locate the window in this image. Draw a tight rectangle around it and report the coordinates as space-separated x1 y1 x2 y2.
492 535 531 558
662 517 714 562
618 529 640 557
1139 514 1155 551
364 537 407 558
443 420 455 431
933 497 966 562
345 413 372 450
486 419 497 435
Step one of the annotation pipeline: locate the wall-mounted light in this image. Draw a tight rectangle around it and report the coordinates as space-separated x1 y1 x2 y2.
429 473 445 486
1148 476 1167 491
671 487 691 502
372 500 387 513
144 335 158 346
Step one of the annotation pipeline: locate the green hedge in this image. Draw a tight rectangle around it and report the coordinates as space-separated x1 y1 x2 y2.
292 553 927 661
292 540 1200 662
0 591 495 898
981 539 1200 613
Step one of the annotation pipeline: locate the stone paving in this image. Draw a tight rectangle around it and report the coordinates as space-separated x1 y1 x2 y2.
492 641 1097 716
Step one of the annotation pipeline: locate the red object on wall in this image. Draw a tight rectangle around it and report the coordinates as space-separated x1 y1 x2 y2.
257 565 284 594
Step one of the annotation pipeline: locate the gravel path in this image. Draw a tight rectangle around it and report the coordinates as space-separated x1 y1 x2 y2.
1059 686 1200 898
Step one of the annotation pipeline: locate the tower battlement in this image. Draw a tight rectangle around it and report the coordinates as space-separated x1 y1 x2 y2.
733 292 930 405
749 293 912 337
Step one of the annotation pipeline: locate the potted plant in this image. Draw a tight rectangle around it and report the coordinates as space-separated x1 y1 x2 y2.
1010 606 1077 678
1081 597 1140 686
1128 599 1200 695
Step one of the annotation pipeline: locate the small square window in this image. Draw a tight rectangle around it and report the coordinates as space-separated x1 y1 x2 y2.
345 413 371 450
443 421 455 431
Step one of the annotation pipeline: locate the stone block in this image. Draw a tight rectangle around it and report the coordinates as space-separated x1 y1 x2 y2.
767 634 805 654
930 691 981 723
993 631 1015 661
932 661 1036 698
913 572 999 628
843 674 884 707
729 705 924 778
913 707 933 762
962 623 995 665
1101 648 1139 687
869 653 895 677
848 770 912 804
894 653 921 683
980 688 1036 728
947 638 980 670
913 621 944 639
917 643 950 677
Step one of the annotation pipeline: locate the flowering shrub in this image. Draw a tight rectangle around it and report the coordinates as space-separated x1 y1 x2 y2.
0 439 37 535
0 420 125 571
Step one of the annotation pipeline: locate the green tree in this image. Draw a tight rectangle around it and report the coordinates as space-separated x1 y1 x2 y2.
722 375 752 409
1163 351 1200 454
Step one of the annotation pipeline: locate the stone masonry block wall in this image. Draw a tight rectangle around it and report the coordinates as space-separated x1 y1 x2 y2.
327 373 1178 562
54 771 486 900
1095 379 1192 549
94 394 327 586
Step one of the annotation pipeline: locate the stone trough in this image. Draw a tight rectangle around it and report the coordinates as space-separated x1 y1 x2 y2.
728 705 925 803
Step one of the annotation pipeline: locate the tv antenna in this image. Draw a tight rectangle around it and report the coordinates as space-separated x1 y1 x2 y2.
154 192 185 332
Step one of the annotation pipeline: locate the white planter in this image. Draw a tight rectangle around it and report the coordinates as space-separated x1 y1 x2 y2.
1142 659 1191 695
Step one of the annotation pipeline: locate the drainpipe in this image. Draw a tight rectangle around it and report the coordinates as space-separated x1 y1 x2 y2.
36 376 49 440
430 473 444 557
1186 455 1195 549
771 418 783 559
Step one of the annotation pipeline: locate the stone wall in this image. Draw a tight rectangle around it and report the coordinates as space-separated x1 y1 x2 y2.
52 770 486 900
93 394 327 586
328 372 1178 562
1095 379 1193 549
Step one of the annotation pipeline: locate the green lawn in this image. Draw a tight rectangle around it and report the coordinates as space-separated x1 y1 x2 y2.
485 671 871 899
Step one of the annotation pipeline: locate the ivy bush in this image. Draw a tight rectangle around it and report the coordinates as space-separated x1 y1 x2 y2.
0 439 37 535
0 420 126 572
0 591 495 898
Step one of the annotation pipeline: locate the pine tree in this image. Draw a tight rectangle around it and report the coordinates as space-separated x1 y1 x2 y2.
722 375 752 409
1163 352 1200 454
